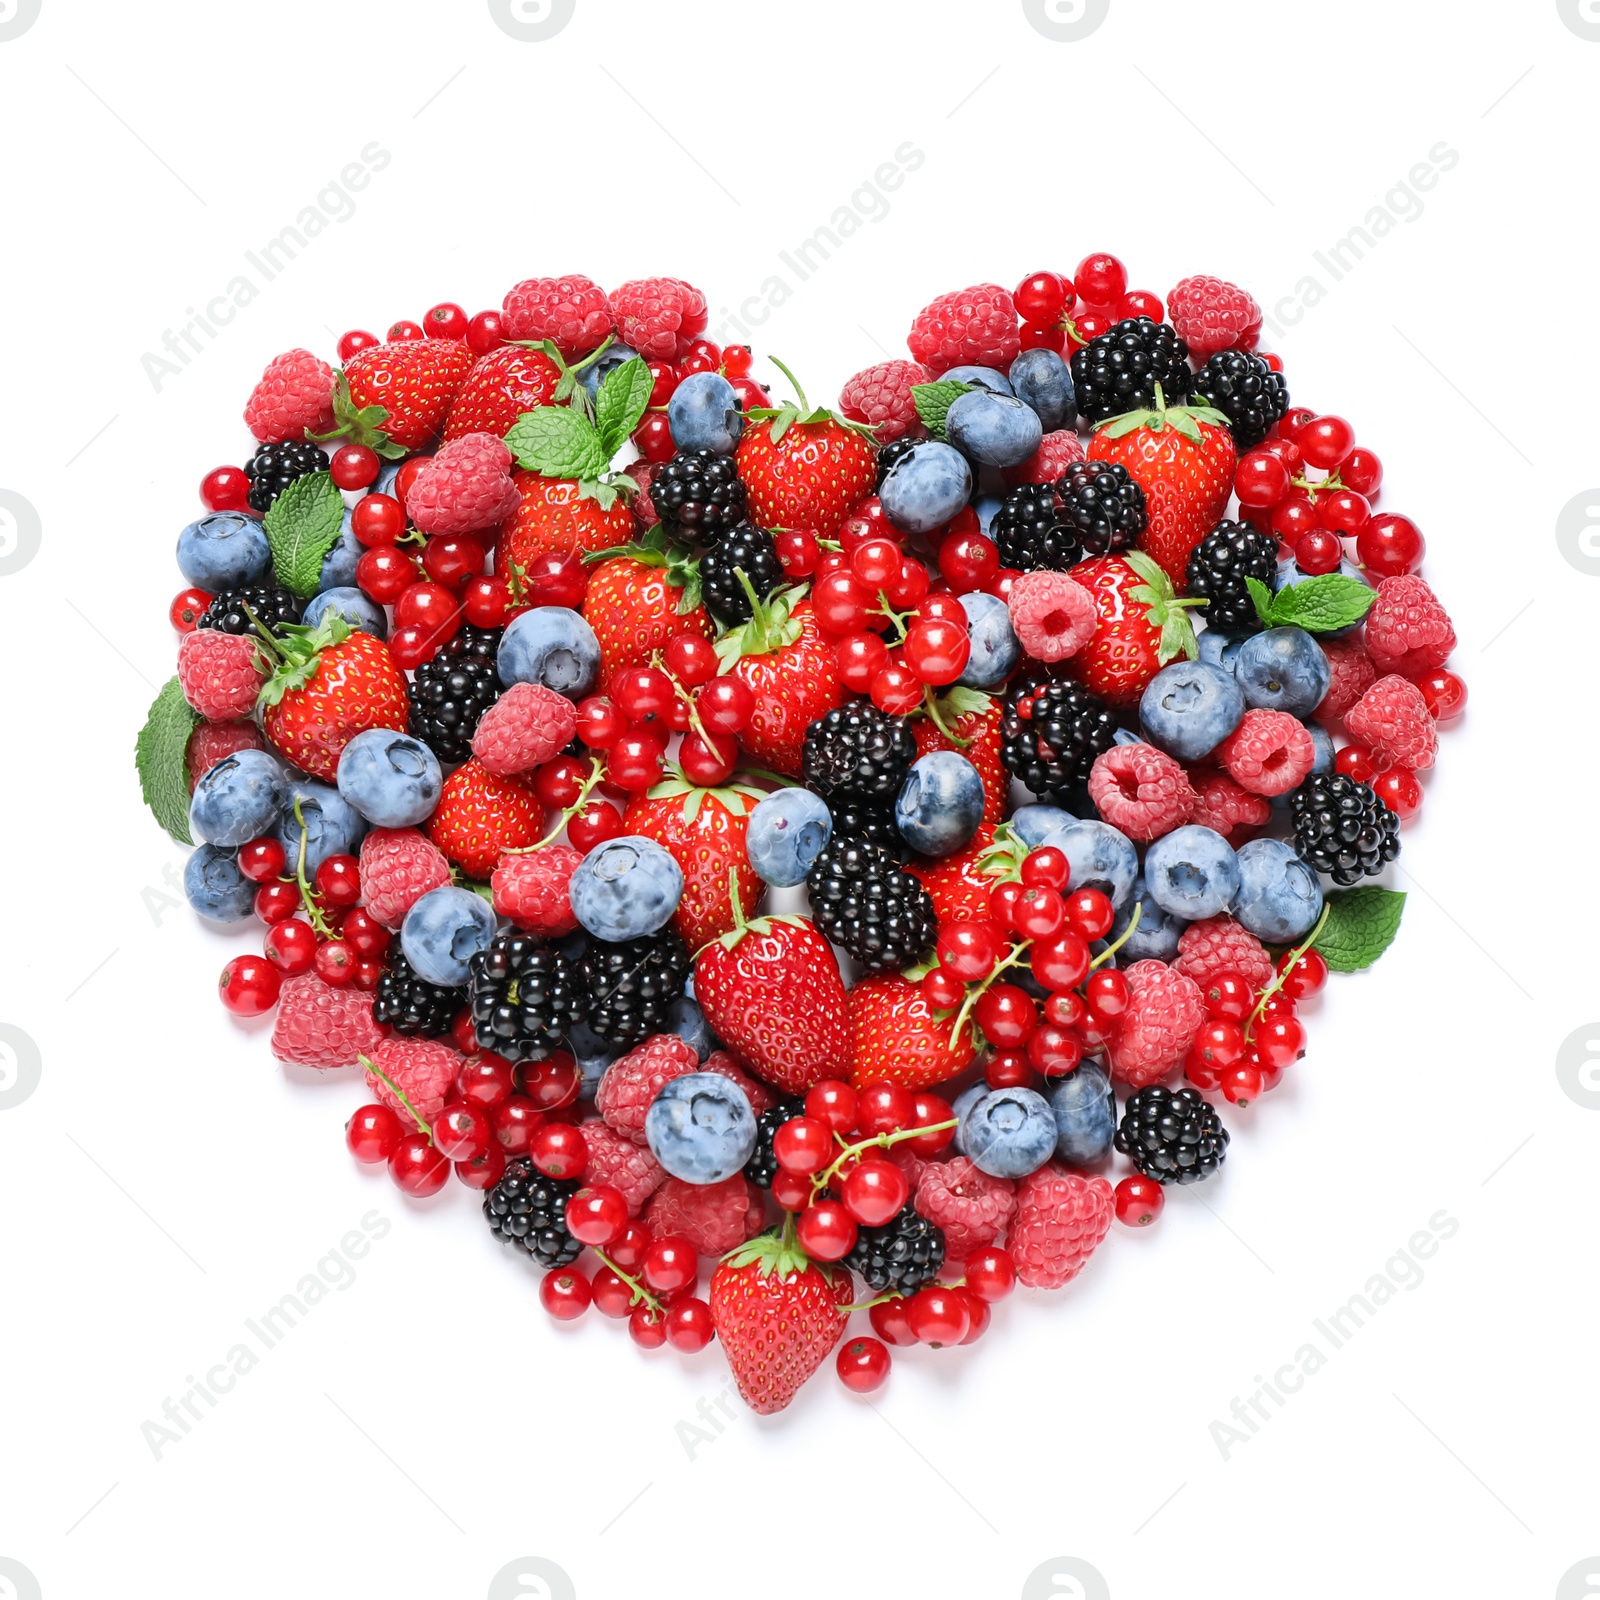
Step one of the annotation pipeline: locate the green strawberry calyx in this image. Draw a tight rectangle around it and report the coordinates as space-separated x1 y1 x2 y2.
1094 382 1232 448
1123 550 1204 666
744 357 877 447
915 685 992 748
721 1213 833 1281
511 333 618 424
975 819 1032 882
693 866 810 959
309 371 406 460
255 612 352 707
713 577 808 668
583 523 703 614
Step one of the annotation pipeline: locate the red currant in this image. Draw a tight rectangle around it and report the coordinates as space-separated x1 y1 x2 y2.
1074 252 1128 308
237 837 286 883
1276 947 1328 1000
314 854 362 907
642 1235 698 1295
387 319 425 342
1295 414 1356 470
566 1184 628 1247
1084 968 1130 1021
200 466 251 513
1339 446 1383 497
773 1116 833 1176
855 1081 914 1137
352 492 405 546
170 587 212 632
567 799 622 851
907 1285 970 1347
1020 846 1069 890
540 1265 592 1321
330 445 381 491
1415 668 1466 721
388 1134 449 1197
1293 528 1343 576
974 984 1037 1047
632 414 675 463
423 301 468 340
219 954 280 1015
696 676 754 735
840 1159 908 1227
1014 270 1072 324
797 1199 858 1261
1113 1174 1164 1227
345 1104 403 1164
804 1080 858 1134
1117 289 1164 322
493 1096 545 1158
936 920 1004 981
264 918 318 976
1235 451 1290 507
1371 765 1422 822
870 660 923 715
254 881 301 926
835 631 890 694
1335 742 1377 784
836 1336 891 1393
665 1297 715 1353
869 1296 918 1347
337 329 379 362
466 310 504 355
1064 887 1114 941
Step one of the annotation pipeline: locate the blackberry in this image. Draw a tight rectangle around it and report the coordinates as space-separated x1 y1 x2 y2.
744 1098 803 1189
827 793 906 858
371 950 460 1039
242 439 327 513
407 624 502 764
805 838 936 973
1056 460 1147 556
1070 316 1192 424
1184 521 1280 636
483 1160 582 1266
467 932 588 1062
1114 1085 1229 1185
650 449 747 541
196 584 305 637
802 703 917 799
875 435 919 490
1193 350 1289 452
1290 773 1400 886
700 523 783 624
843 1204 946 1295
575 930 691 1048
989 482 1082 573
998 676 1119 805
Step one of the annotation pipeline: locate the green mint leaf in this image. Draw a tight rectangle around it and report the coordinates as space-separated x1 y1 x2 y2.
595 357 654 458
504 406 608 480
1267 574 1376 633
1313 886 1406 972
263 470 346 598
136 677 201 844
1244 576 1276 627
910 380 972 439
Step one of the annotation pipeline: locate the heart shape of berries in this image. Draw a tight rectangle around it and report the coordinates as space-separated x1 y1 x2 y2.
139 263 1460 1414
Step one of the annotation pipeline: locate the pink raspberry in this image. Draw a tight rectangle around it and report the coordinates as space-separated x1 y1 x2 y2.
1344 675 1437 771
490 845 581 937
1172 916 1274 991
1166 276 1263 359
886 1142 927 1196
1008 569 1099 661
608 277 708 362
1218 709 1316 796
1008 1164 1115 1290
243 348 336 443
1088 743 1196 842
1315 634 1377 723
1108 960 1207 1089
271 972 385 1070
645 1174 764 1257
471 681 577 775
1002 428 1085 488
177 629 267 721
838 359 931 443
624 459 661 529
907 284 1021 371
1187 767 1271 843
596 1034 700 1146
358 827 453 931
364 1037 462 1132
1364 575 1456 677
500 273 615 356
186 719 265 790
914 1157 1016 1260
701 1050 777 1116
405 432 520 536
579 1117 666 1216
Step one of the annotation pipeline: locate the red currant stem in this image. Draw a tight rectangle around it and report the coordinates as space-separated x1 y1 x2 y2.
653 652 719 748
290 799 337 937
357 1052 432 1138
506 560 530 606
1290 470 1344 502
840 1291 902 1313
591 1249 664 1315
503 758 607 854
919 686 971 748
816 538 842 553
810 1119 959 1195
1243 904 1330 1042
395 527 427 548
874 595 912 643
1087 903 1141 972
946 943 1031 1051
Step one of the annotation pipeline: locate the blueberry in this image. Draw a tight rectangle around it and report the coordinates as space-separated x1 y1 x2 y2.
400 885 497 987
373 462 403 497
879 441 973 535
189 748 287 848
317 511 362 591
579 341 640 404
1109 873 1188 962
951 1082 988 1125
746 787 832 887
645 1072 758 1184
957 591 1021 689
1010 804 1078 850
937 364 1014 395
1197 629 1246 675
1050 1062 1115 1166
304 585 387 639
336 728 443 827
567 1021 622 1097
1234 627 1331 717
667 371 743 455
273 779 368 875
895 751 984 858
1234 838 1324 942
1143 826 1241 921
176 512 272 592
498 607 601 699
1140 660 1246 761
945 389 1043 469
184 845 256 923
1275 555 1369 639
569 836 683 941
667 995 714 1061
1053 818 1140 909
958 1087 1057 1179
973 493 1003 538
1008 348 1076 432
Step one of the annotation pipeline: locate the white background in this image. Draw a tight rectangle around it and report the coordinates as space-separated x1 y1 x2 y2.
0 2 1594 1597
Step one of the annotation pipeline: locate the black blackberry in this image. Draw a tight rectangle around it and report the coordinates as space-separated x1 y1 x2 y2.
875 435 919 490
989 482 1082 573
483 1160 582 1266
998 676 1119 805
1184 521 1279 637
802 703 917 799
1115 1086 1229 1185
827 793 906 858
467 932 588 1062
1193 350 1290 452
843 1204 946 1295
1056 460 1147 556
371 950 459 1039
744 1098 804 1189
242 439 327 513
407 624 502 764
575 930 691 1048
1290 773 1400 886
805 838 936 973
700 523 783 624
1070 316 1193 424
196 584 305 637
650 449 747 541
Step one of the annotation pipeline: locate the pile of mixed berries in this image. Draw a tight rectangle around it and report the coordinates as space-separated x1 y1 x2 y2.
140 259 1462 1415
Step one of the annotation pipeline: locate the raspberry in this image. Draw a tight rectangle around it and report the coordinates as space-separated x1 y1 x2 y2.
1364 575 1456 678
1315 634 1377 723
1107 959 1208 1089
701 1050 778 1117
645 1173 764 1257
1087 743 1197 842
596 1033 700 1145
243 348 336 443
914 1157 1016 1260
500 273 615 356
1007 569 1099 661
1008 1164 1114 1290
624 459 661 529
490 844 581 937
471 681 578 776
1344 675 1438 771
177 629 267 721
364 1037 463 1133
1001 428 1085 488
405 432 520 536
185 719 266 790
270 972 385 1070
1186 767 1272 843
838 359 931 443
906 284 1021 372
608 277 708 362
1172 916 1273 991
578 1117 667 1216
1166 275 1263 360
358 827 453 931
1218 708 1316 797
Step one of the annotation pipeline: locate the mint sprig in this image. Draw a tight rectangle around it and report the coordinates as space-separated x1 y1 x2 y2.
1248 573 1376 634
594 356 653 457
502 353 652 508
910 379 973 440
136 677 201 843
1313 886 1406 971
263 470 347 598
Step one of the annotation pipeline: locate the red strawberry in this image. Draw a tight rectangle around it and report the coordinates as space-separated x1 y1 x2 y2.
496 472 637 573
443 344 561 442
325 338 475 455
1066 553 1202 710
906 823 1000 924
426 758 546 878
913 690 1004 824
846 973 975 1092
581 530 713 689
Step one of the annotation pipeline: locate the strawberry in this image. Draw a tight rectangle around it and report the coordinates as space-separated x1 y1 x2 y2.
257 615 408 782
1086 388 1235 587
1065 553 1202 711
320 338 475 456
426 757 547 879
913 689 1004 824
906 823 1000 924
443 343 561 442
846 973 975 1092
496 472 637 574
581 527 713 689
709 1219 851 1414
